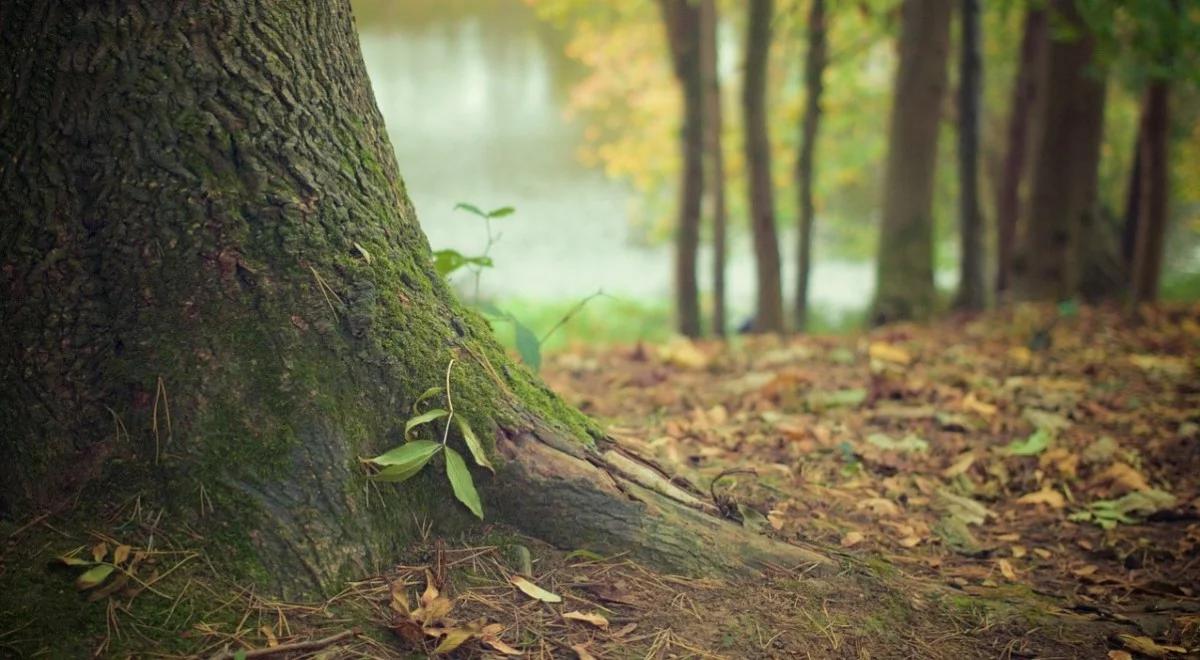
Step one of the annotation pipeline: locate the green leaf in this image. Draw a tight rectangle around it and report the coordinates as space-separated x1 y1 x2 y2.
456 417 494 472
57 555 93 567
445 447 483 519
404 409 449 439
453 202 487 218
412 386 443 413
486 206 515 218
513 320 541 371
867 433 929 453
475 302 508 319
433 249 468 277
1006 428 1052 456
369 439 442 468
75 564 115 590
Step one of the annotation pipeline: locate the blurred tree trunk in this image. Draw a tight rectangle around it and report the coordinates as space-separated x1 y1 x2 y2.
954 0 985 310
995 8 1046 300
1121 125 1144 269
795 0 828 332
1012 0 1105 302
699 0 727 337
872 0 952 325
1130 80 1171 304
660 0 705 337
1 0 826 602
743 0 785 333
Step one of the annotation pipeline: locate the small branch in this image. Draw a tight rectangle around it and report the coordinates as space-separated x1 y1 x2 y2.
540 290 605 345
207 628 358 660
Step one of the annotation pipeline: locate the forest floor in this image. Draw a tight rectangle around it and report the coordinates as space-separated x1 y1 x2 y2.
4 304 1198 658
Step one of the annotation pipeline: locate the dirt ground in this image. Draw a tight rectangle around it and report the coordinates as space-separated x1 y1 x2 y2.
3 303 1197 658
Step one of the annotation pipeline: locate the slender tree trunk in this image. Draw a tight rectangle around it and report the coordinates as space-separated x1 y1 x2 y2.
995 8 1046 299
743 0 785 333
954 0 985 310
1 0 824 601
699 0 728 337
1121 125 1144 269
1012 0 1105 302
872 0 952 325
795 0 828 332
1130 80 1171 304
660 0 705 338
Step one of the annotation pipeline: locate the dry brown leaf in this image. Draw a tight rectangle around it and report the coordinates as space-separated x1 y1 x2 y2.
840 531 865 547
1108 651 1133 660
1033 548 1052 559
432 627 473 655
573 643 598 660
942 452 976 478
1116 633 1188 657
963 393 998 417
856 497 901 517
91 542 108 563
1016 486 1065 509
1011 545 1027 559
563 610 609 628
509 575 562 603
112 544 131 566
259 625 278 648
1092 462 1151 493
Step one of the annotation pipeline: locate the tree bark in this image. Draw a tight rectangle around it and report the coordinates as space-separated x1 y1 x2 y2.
743 0 786 333
0 0 826 599
1012 0 1106 302
954 0 985 310
795 0 828 332
872 0 952 325
1121 124 1144 270
699 0 728 337
994 8 1046 300
1130 80 1171 304
660 0 705 338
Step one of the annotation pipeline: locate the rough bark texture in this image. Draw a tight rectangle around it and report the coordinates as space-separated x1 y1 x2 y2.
994 8 1046 299
872 0 952 325
1012 0 1106 302
0 0 824 600
1130 80 1171 304
795 0 827 332
660 0 704 338
743 0 785 333
699 0 728 337
954 0 985 310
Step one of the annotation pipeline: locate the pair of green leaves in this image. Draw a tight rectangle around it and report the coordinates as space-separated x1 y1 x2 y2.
433 249 493 278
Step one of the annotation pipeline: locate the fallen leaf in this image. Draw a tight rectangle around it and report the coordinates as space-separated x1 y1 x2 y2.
1092 462 1151 493
963 393 998 417
509 575 562 603
563 610 609 628
1116 633 1188 657
75 564 115 591
997 558 1018 581
112 544 132 566
857 497 901 517
1016 486 1065 509
572 643 598 660
869 342 912 366
91 542 108 563
1005 428 1052 456
942 452 976 478
432 627 473 654
841 531 865 547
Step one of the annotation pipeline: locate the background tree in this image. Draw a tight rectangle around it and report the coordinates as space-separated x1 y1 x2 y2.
994 7 1047 300
743 0 785 333
1012 0 1106 302
1130 79 1171 303
0 0 819 598
872 0 953 324
954 0 985 310
794 0 829 331
659 0 705 337
699 0 728 336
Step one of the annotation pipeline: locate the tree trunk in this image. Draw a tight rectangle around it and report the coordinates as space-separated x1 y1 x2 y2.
0 0 825 599
699 0 728 337
954 0 985 310
660 0 705 338
872 0 952 325
1130 80 1171 304
1121 124 1144 269
1012 0 1106 302
994 8 1046 300
743 0 786 333
795 0 828 332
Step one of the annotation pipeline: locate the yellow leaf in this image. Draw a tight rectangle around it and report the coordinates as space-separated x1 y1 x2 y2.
432 628 473 655
856 497 901 517
509 575 561 603
942 452 976 478
840 531 865 547
91 542 108 563
420 569 439 606
259 625 278 648
572 643 598 660
1093 462 1151 493
997 558 1017 581
962 393 997 417
657 337 709 369
563 610 609 628
1011 545 1027 559
869 342 912 366
1016 486 1065 509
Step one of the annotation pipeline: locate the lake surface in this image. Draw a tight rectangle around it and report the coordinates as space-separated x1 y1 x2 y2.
353 0 876 320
